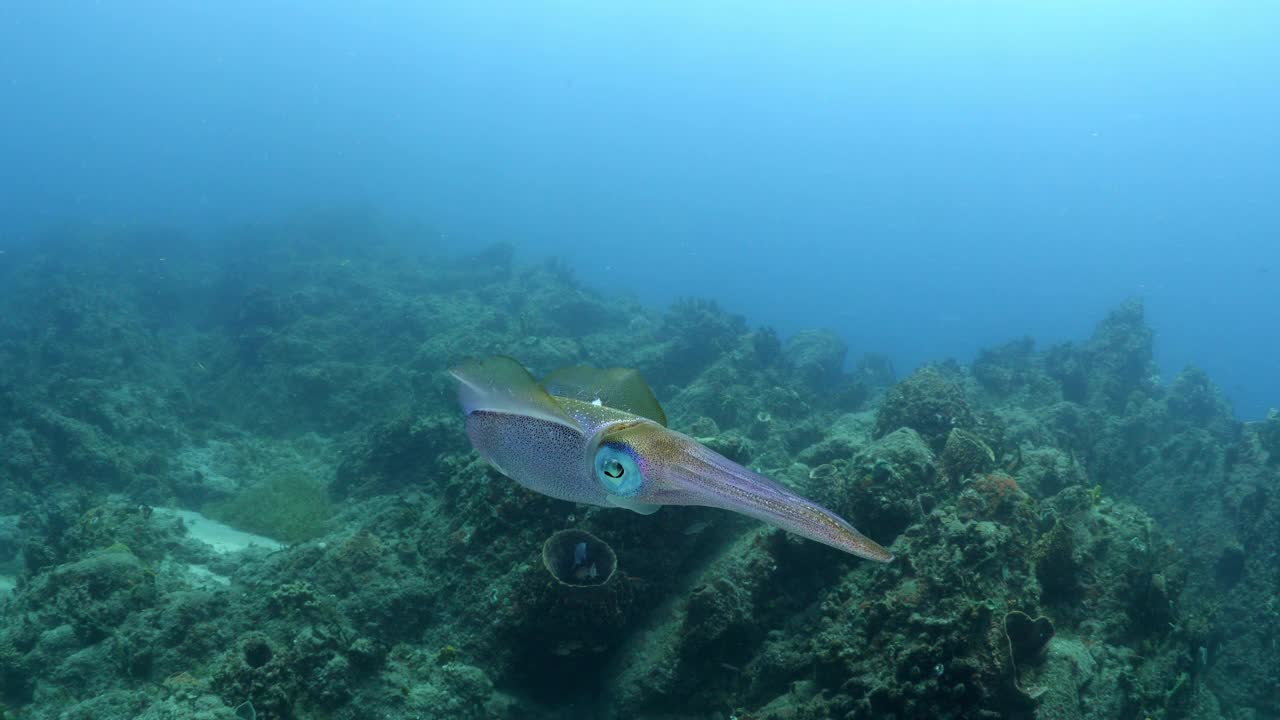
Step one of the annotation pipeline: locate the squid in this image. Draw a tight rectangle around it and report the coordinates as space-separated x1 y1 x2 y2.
451 356 893 562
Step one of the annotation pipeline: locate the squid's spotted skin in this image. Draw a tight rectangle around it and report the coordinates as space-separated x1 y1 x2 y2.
451 356 893 562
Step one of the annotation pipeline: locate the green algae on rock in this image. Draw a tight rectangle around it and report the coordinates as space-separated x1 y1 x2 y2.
203 474 333 544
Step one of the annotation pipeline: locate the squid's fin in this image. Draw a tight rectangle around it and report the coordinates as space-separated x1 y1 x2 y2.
450 356 578 429
542 365 667 426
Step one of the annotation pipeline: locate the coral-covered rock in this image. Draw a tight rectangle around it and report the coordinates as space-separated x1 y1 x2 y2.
651 299 749 387
1013 446 1086 498
784 329 847 391
852 352 896 391
1034 516 1083 603
1255 408 1280 463
940 428 996 481
972 336 1037 398
1166 366 1234 428
1045 298 1158 412
810 427 938 545
333 415 464 498
875 367 976 452
211 632 294 719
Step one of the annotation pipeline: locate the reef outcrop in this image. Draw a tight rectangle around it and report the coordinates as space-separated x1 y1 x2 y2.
0 220 1273 720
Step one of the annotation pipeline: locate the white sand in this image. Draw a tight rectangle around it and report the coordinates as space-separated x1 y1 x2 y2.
156 508 285 554
184 563 232 587
0 575 15 594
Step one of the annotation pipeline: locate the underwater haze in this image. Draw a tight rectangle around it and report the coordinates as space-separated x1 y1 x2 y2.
3 4 1280 720
3 1 1278 417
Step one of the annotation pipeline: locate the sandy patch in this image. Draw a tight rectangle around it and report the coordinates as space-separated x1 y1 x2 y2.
156 508 285 554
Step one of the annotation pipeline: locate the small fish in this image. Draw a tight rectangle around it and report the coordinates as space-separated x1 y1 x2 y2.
571 561 599 581
573 541 588 568
683 521 712 536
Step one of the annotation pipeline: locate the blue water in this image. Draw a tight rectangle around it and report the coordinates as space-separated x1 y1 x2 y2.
3 2 1277 417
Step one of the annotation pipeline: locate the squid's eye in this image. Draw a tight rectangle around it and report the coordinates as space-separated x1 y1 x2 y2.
594 443 643 496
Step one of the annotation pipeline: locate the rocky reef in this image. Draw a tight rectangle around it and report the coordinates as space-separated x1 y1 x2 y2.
0 215 1274 720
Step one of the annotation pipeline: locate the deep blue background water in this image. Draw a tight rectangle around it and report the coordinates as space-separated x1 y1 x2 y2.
2 2 1277 417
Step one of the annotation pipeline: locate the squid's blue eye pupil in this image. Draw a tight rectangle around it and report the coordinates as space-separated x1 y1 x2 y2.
603 460 624 479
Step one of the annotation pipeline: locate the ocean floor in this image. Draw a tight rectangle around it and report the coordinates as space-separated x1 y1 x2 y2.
0 218 1275 720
